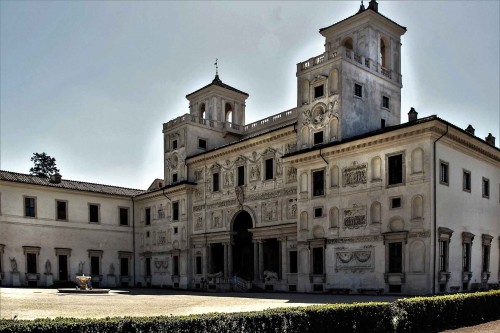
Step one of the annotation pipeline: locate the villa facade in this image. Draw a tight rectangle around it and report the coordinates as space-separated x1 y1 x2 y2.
1 1 499 294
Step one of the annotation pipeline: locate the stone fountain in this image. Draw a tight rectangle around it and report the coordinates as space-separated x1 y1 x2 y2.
57 274 110 294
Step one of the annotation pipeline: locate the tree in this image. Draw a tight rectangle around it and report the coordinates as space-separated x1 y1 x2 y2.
29 152 60 178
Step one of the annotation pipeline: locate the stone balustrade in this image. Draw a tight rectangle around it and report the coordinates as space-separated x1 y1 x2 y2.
297 48 402 85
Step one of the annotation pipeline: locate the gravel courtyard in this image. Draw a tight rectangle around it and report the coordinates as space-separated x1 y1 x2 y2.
0 287 401 320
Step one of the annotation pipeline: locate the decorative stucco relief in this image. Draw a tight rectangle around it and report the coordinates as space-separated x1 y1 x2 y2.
262 201 279 222
287 198 297 219
343 205 367 229
153 258 169 275
342 162 367 187
334 246 374 272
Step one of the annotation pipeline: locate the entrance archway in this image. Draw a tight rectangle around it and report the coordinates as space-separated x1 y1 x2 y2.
232 210 253 280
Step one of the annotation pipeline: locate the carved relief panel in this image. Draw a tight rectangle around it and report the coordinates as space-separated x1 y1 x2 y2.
262 201 279 222
342 162 367 187
342 205 367 229
334 245 375 272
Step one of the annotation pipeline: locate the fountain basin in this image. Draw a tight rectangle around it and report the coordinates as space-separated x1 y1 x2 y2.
58 288 110 294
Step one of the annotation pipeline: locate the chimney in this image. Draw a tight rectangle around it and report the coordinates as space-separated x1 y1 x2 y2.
368 0 379 12
485 133 496 146
465 125 475 135
408 107 418 122
50 173 62 184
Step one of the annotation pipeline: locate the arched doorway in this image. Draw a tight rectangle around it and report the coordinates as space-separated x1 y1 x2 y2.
232 210 253 280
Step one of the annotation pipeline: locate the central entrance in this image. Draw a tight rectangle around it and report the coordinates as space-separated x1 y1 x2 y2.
232 210 253 281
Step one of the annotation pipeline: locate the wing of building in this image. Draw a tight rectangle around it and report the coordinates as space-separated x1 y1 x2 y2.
1 1 499 294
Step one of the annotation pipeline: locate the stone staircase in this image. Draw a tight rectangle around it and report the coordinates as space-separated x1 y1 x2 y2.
232 276 252 292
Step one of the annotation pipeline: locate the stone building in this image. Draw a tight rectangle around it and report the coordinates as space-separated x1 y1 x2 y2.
1 1 499 294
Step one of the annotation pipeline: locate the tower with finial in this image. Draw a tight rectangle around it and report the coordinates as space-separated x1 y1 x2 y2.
296 0 406 149
162 60 249 185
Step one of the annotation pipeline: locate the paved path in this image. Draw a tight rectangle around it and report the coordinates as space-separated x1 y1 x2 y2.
1 287 399 320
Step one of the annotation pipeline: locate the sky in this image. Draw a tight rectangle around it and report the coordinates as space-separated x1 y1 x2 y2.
1 1 499 190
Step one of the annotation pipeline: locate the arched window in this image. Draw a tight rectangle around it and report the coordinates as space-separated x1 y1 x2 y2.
199 103 206 119
342 37 353 50
225 103 233 122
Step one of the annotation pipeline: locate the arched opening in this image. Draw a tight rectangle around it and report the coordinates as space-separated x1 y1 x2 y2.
225 102 233 123
380 37 389 68
232 210 253 280
342 37 353 51
199 103 206 120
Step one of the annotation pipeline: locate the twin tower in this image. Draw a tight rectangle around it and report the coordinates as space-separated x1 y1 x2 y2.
162 0 406 185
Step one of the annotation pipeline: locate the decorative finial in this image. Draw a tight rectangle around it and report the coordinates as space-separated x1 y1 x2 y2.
358 0 366 13
214 58 219 76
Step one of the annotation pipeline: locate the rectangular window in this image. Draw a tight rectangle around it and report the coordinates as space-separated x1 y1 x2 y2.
312 170 325 196
173 255 179 276
463 170 471 192
354 83 362 98
381 119 386 128
440 161 449 185
27 253 37 274
120 257 129 276
172 201 179 221
24 197 36 217
172 139 178 150
462 243 471 272
237 165 245 186
119 208 129 226
312 247 324 275
388 154 404 186
90 256 100 275
482 244 490 273
265 158 274 180
313 131 324 145
145 257 151 276
314 85 324 99
56 200 67 220
439 240 449 272
482 177 489 198
145 208 151 225
174 226 178 234
195 256 202 275
89 204 99 223
172 173 178 183
388 242 403 273
213 172 220 192
382 96 390 109
198 139 207 149
289 251 298 274
314 207 323 218
391 197 401 209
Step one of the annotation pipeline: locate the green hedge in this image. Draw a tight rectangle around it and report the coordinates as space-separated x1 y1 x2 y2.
391 290 500 332
1 291 499 333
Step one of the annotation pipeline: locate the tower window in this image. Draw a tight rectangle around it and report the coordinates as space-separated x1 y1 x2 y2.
172 173 178 183
265 158 274 180
354 83 362 98
388 153 404 186
172 201 179 221
314 85 324 99
237 165 245 186
145 208 151 225
213 172 220 192
382 96 390 109
313 131 324 145
172 140 178 150
440 161 449 185
463 170 471 192
482 177 489 198
312 170 325 196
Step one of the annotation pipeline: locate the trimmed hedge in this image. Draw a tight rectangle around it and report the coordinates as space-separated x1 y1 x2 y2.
1 291 499 333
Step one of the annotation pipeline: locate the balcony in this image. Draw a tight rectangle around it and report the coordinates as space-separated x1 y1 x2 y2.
163 109 298 137
297 47 402 86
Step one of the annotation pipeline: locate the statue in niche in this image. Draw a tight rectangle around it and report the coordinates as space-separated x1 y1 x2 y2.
250 165 260 181
289 203 297 218
45 259 52 274
224 171 234 187
194 169 203 180
9 257 18 273
287 167 297 182
195 216 203 230
78 261 85 275
276 158 283 177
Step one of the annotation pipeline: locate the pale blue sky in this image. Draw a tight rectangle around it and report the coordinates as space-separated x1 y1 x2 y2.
1 1 499 189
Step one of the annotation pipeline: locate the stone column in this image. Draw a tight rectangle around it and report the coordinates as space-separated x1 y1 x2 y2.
253 241 259 281
228 242 233 278
258 241 264 280
223 243 228 279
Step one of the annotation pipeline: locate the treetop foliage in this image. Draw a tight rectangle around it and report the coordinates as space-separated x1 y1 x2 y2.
29 152 60 178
